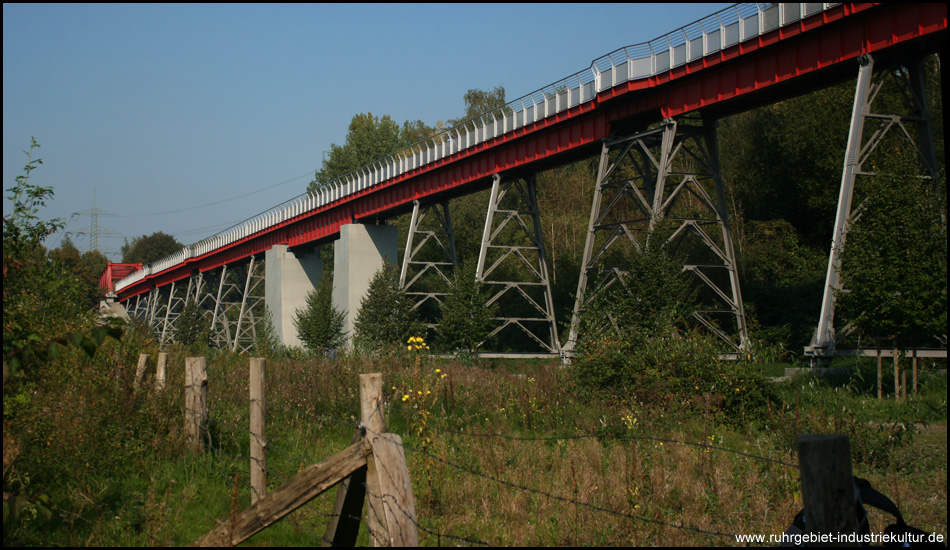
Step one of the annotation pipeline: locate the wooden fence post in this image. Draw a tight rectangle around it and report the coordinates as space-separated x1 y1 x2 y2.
134 353 149 389
912 349 918 395
360 374 388 547
797 434 858 544
250 358 267 505
156 352 168 390
893 351 900 401
185 357 209 453
360 373 418 547
876 349 882 400
195 373 416 547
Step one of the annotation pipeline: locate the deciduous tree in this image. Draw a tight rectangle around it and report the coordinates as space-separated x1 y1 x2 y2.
121 231 182 265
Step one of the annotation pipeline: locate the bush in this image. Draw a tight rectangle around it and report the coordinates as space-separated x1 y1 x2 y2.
294 272 345 354
570 229 773 419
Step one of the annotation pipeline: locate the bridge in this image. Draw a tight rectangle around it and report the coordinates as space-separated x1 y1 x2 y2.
110 3 947 358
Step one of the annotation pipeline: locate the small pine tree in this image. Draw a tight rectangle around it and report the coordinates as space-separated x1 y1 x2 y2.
353 261 424 353
436 263 497 353
294 273 346 354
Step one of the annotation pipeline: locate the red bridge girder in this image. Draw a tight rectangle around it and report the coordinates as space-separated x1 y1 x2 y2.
118 3 946 301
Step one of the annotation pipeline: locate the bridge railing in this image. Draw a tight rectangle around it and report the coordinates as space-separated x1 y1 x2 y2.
116 3 838 293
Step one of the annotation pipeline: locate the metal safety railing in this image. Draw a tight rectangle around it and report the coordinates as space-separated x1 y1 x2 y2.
116 3 837 292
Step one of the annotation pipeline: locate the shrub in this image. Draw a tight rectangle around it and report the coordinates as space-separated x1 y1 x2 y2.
175 299 210 351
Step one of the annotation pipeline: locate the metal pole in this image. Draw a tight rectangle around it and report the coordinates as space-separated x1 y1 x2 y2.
811 55 874 358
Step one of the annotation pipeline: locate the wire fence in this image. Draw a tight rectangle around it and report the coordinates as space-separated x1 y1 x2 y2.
186 368 804 546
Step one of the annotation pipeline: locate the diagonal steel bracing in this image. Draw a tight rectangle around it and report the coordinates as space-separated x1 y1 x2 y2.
207 258 266 353
567 118 748 353
158 280 189 347
476 173 560 354
807 54 942 358
400 199 458 330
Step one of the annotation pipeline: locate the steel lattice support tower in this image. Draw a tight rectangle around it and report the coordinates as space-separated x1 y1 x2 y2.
476 173 560 354
567 119 748 354
400 199 458 330
74 192 119 255
807 53 942 359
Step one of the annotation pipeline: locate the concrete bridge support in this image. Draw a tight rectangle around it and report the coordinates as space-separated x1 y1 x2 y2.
333 223 399 348
265 244 323 348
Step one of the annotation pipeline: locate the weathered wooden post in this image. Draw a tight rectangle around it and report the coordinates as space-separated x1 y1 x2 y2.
185 357 209 453
194 373 415 547
134 353 149 389
361 374 388 547
912 348 918 395
250 358 267 505
876 349 882 400
797 434 858 545
324 375 378 547
361 373 418 547
893 350 900 401
155 352 168 390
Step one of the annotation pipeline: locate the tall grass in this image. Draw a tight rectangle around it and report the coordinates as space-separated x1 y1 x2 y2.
3 344 946 546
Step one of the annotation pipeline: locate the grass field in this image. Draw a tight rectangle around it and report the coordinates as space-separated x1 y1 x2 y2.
3 345 946 546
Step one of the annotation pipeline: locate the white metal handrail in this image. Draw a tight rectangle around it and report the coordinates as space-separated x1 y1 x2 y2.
116 3 838 292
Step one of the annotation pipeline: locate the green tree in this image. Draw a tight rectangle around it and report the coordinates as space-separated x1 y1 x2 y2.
294 272 346 353
836 172 947 349
2 138 63 255
572 229 698 388
353 261 424 353
447 86 507 127
121 231 182 264
309 113 408 192
3 138 121 374
47 236 110 308
436 263 497 353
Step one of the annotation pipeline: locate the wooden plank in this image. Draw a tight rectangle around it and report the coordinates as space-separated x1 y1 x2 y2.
368 432 419 547
194 440 371 547
323 429 367 547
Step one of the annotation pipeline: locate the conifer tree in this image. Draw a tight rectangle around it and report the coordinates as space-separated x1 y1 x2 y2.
294 272 346 353
352 261 423 353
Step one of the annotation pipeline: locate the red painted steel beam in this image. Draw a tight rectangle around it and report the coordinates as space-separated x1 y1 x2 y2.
118 3 946 301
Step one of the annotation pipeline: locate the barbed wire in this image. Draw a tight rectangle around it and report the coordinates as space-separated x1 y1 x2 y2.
361 482 491 546
184 380 802 545
367 429 738 540
430 426 800 469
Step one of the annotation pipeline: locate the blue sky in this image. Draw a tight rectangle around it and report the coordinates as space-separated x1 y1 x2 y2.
4 3 731 260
